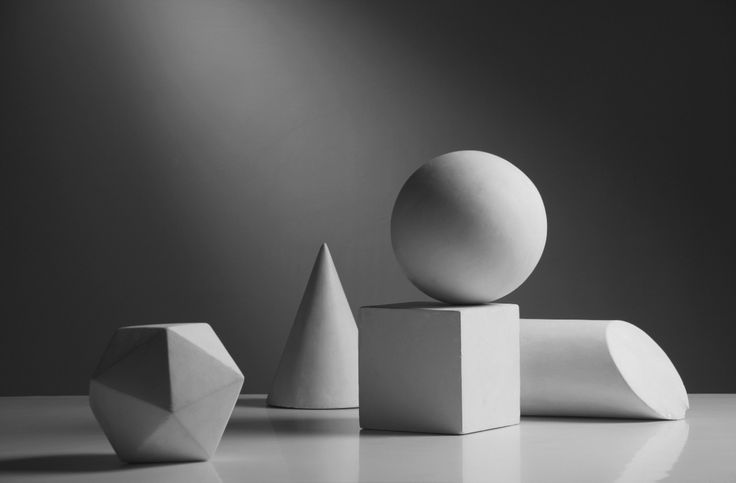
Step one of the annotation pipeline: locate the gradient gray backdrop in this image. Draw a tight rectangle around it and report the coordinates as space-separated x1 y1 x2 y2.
3 1 735 395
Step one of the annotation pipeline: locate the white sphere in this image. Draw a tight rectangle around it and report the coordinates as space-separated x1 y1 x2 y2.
391 150 547 304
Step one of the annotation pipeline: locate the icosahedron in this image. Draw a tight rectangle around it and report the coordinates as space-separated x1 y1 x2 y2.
89 323 244 462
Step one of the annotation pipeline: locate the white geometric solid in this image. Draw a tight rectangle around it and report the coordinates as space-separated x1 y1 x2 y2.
89 323 244 462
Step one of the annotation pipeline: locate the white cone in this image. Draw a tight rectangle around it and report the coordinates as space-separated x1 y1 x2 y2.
268 244 359 409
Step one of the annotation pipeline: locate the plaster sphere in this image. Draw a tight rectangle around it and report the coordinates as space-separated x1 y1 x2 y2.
390 150 547 304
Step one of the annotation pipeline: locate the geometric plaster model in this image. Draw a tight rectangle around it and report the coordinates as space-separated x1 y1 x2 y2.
359 303 520 434
391 150 547 304
268 243 359 409
520 319 688 420
89 323 244 462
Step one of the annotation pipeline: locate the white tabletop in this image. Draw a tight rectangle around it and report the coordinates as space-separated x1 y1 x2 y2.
0 394 734 482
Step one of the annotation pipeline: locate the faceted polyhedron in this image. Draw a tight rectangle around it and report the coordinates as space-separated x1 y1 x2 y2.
89 323 244 462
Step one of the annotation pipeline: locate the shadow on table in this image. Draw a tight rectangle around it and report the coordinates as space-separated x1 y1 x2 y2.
228 413 358 436
0 454 222 482
359 428 459 437
235 397 268 409
227 410 360 436
0 453 128 473
230 396 359 436
521 416 662 424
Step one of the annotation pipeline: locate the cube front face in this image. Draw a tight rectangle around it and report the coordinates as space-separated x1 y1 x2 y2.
359 303 519 435
360 307 464 433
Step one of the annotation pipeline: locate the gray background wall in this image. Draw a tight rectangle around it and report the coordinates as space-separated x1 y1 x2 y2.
3 1 735 395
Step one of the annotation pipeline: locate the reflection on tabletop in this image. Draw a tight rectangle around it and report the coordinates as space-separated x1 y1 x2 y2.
217 396 691 482
1 394 734 483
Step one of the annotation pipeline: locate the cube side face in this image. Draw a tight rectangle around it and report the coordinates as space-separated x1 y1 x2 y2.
460 304 520 433
359 307 463 434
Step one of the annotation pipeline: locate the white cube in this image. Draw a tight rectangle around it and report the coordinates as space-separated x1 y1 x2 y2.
359 303 520 434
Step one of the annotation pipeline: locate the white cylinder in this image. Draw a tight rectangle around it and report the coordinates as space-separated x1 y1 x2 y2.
520 319 689 420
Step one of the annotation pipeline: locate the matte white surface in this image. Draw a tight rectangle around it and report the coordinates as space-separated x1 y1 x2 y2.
1 395 735 482
390 151 547 304
359 303 519 434
89 323 244 462
268 243 358 409
521 319 688 420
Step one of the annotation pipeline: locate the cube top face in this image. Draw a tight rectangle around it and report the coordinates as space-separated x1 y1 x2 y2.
359 303 519 434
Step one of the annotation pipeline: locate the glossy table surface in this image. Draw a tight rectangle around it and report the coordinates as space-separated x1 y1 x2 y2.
0 394 734 482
